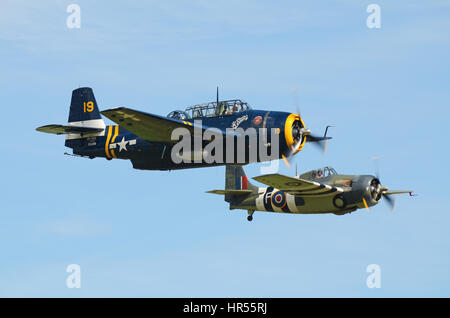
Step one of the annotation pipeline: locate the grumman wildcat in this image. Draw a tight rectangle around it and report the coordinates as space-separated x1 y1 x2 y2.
208 166 415 221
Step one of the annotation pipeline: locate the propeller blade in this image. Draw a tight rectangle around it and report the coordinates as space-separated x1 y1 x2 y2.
290 86 301 117
362 197 370 211
308 135 327 154
281 86 303 168
281 154 290 167
371 156 380 179
282 141 300 167
367 155 414 212
383 193 396 212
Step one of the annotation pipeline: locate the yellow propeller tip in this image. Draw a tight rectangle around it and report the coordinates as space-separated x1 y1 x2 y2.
362 197 370 211
282 154 290 167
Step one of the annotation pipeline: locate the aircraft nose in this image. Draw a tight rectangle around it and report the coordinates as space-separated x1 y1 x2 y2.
364 176 383 203
284 113 306 155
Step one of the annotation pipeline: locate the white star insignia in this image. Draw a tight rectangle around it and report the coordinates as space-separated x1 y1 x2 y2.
117 137 129 152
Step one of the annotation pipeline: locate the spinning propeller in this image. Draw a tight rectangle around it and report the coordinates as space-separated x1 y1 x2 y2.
363 156 416 212
282 87 332 168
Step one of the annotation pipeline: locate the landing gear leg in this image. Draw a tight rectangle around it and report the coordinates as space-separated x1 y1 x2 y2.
247 210 254 222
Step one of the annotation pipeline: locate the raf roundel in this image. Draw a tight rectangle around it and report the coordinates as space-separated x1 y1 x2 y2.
271 190 287 208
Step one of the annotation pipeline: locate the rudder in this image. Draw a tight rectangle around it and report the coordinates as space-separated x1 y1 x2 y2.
68 87 105 129
225 165 257 202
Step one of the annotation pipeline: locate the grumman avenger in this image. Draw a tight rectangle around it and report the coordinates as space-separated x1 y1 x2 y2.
208 166 415 221
36 87 330 170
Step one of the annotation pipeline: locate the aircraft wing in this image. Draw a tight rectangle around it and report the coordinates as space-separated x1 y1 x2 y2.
101 107 227 143
253 173 343 196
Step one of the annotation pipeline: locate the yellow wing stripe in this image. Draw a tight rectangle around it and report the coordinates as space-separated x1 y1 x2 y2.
110 125 119 158
105 126 113 159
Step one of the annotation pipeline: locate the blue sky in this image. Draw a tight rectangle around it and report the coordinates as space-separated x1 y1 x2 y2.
1 0 449 297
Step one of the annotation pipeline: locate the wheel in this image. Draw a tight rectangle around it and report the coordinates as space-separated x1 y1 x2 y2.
247 215 253 222
333 194 347 209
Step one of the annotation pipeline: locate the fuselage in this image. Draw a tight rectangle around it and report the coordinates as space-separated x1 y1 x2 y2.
65 109 305 170
229 174 381 215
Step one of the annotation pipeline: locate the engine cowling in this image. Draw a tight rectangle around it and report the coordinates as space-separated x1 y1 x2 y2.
283 113 306 155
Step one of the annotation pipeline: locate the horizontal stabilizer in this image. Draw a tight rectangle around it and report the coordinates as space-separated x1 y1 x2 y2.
206 189 252 196
36 124 104 135
307 135 332 142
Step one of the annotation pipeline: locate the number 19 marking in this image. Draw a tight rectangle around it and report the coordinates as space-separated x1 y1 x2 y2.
84 101 94 112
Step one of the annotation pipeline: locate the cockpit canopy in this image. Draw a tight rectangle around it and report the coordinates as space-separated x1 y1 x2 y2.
300 166 337 180
167 100 251 120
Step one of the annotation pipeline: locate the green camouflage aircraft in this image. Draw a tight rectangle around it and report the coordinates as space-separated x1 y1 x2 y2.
208 166 415 221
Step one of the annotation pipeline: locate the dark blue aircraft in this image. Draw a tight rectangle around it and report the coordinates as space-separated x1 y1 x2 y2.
36 87 330 170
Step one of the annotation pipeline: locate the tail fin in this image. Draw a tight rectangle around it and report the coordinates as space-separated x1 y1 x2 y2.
225 165 257 193
68 87 105 129
207 165 257 202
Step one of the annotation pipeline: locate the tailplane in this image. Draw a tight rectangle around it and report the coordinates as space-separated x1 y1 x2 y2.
36 125 103 135
207 165 257 202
